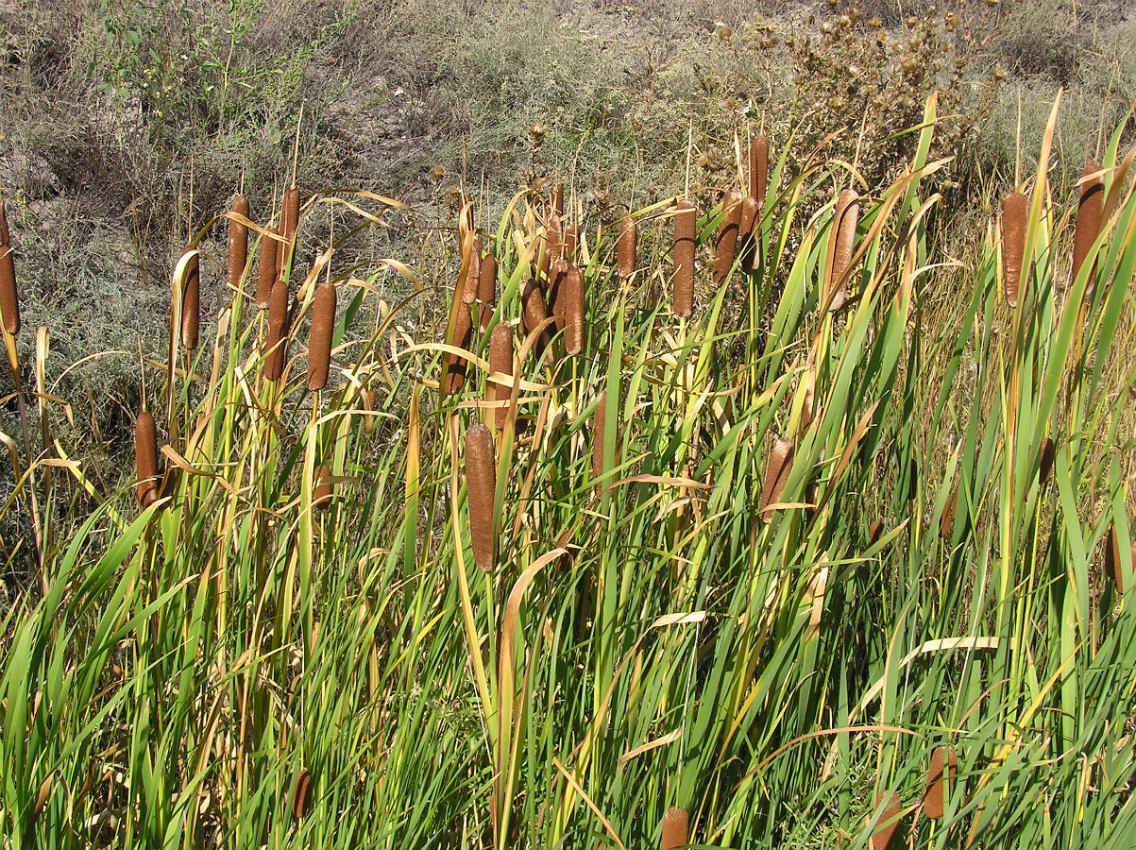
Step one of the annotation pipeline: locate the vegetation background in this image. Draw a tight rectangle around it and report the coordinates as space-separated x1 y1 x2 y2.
0 0 1134 848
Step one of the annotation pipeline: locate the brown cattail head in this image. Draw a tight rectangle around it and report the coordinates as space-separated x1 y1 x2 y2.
521 278 551 361
227 195 250 293
759 438 793 522
563 264 586 355
545 214 564 282
661 806 689 850
465 423 497 571
868 519 884 546
548 259 569 330
135 410 160 507
180 248 200 350
870 792 902 850
738 195 760 273
593 391 608 496
1002 191 1028 308
1039 436 1055 485
290 768 312 819
444 302 473 396
279 188 300 278
749 135 769 208
714 191 744 285
549 183 564 217
489 323 513 430
256 227 279 308
1105 522 1128 594
673 198 696 318
924 746 957 819
826 189 860 312
617 217 637 278
313 464 333 510
0 196 9 245
1071 159 1103 292
940 487 958 540
265 279 290 381
478 250 497 332
462 235 482 305
307 282 336 390
0 213 19 335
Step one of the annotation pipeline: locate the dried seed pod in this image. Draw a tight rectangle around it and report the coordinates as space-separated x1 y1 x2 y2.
826 189 860 311
738 195 759 273
489 323 513 429
759 438 793 522
465 423 497 571
1038 436 1055 485
280 187 300 276
924 746 957 819
307 282 336 390
1105 523 1127 594
313 464 332 509
870 792 901 850
265 279 290 381
521 278 551 360
1002 192 1028 307
563 264 586 355
478 250 497 332
256 227 279 308
673 198 696 318
444 302 473 396
940 487 958 540
227 195 250 293
0 242 19 337
290 768 312 819
135 409 160 508
548 259 570 332
868 519 884 546
749 135 769 208
661 806 689 850
593 391 608 496
1071 159 1103 292
462 235 482 304
617 217 637 278
714 191 743 285
181 248 200 350
546 213 563 279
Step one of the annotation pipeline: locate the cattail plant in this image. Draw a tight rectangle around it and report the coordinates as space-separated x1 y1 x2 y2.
673 198 696 318
290 768 313 819
521 278 551 360
617 216 637 278
661 806 689 850
1105 523 1127 594
1001 192 1028 308
444 303 473 396
313 464 333 510
825 189 860 311
307 282 336 390
1071 159 1103 292
135 409 160 508
180 247 200 350
0 197 20 335
478 250 497 332
545 214 564 284
593 391 608 497
265 279 290 381
940 488 958 540
714 192 743 285
871 792 901 850
549 183 564 217
868 520 884 546
548 259 570 332
489 323 513 429
561 223 577 263
464 424 497 571
924 746 956 819
227 194 250 293
462 236 482 305
1039 436 1055 485
759 438 793 522
738 194 759 273
256 226 279 308
280 187 300 276
563 264 586 355
749 135 769 208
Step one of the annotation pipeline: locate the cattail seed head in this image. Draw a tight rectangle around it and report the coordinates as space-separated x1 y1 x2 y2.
940 487 958 540
924 746 956 819
868 519 884 546
738 195 760 273
759 438 793 522
1071 159 1103 292
135 409 160 508
1001 191 1028 307
826 189 860 311
749 135 769 208
489 323 513 430
291 768 312 819
870 792 901 850
313 464 333 510
593 391 608 496
673 198 696 318
280 187 300 276
0 197 10 245
563 265 586 355
546 213 564 280
0 243 19 338
465 424 497 571
661 806 689 850
1039 436 1055 485
180 248 200 350
265 279 290 381
714 192 743 285
617 217 637 278
462 235 482 305
549 259 570 331
478 250 497 332
307 282 336 390
444 302 473 396
256 227 279 308
227 195 250 293
521 278 551 361
1105 523 1127 594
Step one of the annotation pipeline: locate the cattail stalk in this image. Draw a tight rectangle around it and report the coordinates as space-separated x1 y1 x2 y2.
227 195 250 293
307 282 336 390
1002 192 1028 307
714 192 743 285
465 424 497 571
135 409 160 507
563 265 586 355
673 198 696 318
1071 159 1103 292
826 189 860 311
924 746 956 819
759 438 793 522
489 324 513 429
617 217 637 278
0 197 20 335
256 227 279 308
749 135 769 208
265 279 290 381
181 247 200 350
478 250 497 331
661 806 689 850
